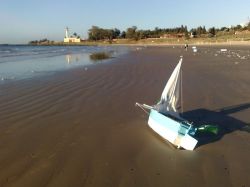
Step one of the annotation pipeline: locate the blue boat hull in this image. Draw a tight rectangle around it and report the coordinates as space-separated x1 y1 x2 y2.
148 109 198 150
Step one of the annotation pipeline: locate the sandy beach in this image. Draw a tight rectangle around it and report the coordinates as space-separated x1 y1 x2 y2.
0 46 250 187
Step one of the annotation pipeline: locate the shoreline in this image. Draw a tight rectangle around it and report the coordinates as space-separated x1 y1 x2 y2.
4 38 249 46
27 40 250 46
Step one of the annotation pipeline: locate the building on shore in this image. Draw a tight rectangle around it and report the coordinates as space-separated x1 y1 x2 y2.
64 27 81 43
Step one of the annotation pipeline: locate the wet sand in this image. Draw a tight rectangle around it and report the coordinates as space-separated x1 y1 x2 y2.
0 46 250 187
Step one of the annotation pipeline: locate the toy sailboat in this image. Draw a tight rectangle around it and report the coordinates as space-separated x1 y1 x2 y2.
136 57 198 150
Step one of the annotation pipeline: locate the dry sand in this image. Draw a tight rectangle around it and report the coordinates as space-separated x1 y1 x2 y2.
0 46 250 187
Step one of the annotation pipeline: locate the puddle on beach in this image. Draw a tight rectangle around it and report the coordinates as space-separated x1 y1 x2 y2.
0 53 92 82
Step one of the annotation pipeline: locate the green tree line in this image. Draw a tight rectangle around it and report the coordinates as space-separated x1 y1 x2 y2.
88 25 189 41
88 23 250 41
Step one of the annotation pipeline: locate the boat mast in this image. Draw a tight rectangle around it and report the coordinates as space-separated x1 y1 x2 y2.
181 61 183 114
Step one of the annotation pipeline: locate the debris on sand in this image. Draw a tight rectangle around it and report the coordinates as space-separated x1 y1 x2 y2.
192 46 197 53
220 49 228 52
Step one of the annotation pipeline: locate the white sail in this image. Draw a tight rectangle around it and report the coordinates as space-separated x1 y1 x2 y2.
155 57 182 116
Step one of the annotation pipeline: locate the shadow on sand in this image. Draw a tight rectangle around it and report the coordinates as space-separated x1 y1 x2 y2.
182 103 250 148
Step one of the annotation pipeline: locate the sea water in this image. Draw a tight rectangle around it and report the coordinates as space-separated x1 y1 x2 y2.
0 45 130 82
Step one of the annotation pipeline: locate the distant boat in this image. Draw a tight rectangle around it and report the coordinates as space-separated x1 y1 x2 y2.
136 57 217 150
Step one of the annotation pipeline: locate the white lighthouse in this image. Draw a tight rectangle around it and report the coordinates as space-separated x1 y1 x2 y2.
65 27 69 38
64 27 81 43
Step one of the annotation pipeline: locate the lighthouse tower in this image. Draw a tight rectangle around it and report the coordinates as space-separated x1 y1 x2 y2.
65 27 69 38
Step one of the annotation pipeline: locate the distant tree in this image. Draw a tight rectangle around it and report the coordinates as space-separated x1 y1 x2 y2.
194 26 206 36
154 27 161 37
235 25 242 30
113 28 121 38
142 30 151 38
137 30 147 40
202 26 207 34
88 26 121 40
180 25 186 33
208 27 216 37
91 26 106 40
220 27 229 32
185 30 189 39
126 26 138 40
105 29 112 40
197 26 203 35
88 26 101 40
120 31 126 38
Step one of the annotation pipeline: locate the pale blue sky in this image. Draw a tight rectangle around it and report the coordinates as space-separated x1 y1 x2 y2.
1 0 249 44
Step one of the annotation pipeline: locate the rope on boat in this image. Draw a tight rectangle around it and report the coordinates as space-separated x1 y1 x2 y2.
135 103 150 115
